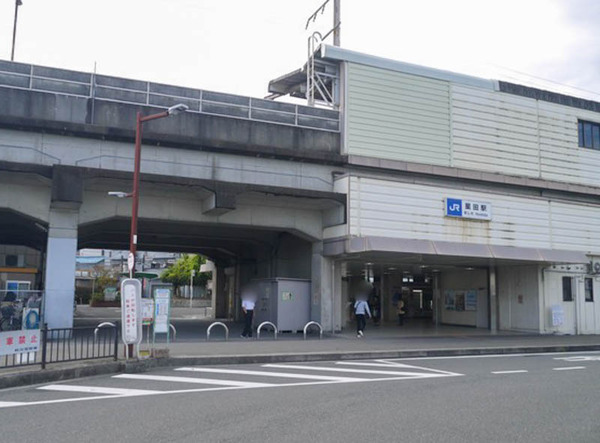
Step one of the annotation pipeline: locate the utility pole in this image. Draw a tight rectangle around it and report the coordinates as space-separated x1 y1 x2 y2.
190 269 196 308
11 0 23 61
333 0 340 47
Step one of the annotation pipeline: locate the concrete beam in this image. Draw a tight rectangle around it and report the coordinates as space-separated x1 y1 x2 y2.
201 189 237 216
51 165 83 209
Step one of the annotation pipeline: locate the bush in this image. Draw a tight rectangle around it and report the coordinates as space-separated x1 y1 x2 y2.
90 292 104 305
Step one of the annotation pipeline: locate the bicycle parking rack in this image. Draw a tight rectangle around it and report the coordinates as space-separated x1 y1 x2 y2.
169 323 177 341
303 321 323 340
94 322 116 341
206 322 229 341
256 321 278 340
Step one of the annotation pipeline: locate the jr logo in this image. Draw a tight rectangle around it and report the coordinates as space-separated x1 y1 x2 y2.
446 198 462 217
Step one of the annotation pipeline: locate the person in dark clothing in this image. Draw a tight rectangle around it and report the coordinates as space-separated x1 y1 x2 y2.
241 296 255 338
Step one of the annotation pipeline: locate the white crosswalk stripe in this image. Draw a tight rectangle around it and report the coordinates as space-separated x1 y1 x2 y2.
0 401 26 407
175 367 367 382
335 360 462 376
38 384 160 396
262 364 448 378
0 359 466 410
113 373 274 388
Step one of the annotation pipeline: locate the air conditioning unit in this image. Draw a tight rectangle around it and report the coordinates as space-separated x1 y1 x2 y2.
4 254 25 267
589 261 600 275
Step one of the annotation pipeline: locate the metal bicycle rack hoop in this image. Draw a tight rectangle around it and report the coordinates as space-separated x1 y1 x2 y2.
256 321 278 340
206 322 229 341
303 321 323 340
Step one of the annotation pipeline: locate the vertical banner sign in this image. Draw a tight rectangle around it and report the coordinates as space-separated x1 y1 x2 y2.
154 288 171 334
120 279 142 344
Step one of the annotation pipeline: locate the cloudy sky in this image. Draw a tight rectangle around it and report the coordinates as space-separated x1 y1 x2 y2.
0 0 598 101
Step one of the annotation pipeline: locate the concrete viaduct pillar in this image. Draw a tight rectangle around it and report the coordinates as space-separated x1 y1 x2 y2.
44 166 82 329
311 241 341 332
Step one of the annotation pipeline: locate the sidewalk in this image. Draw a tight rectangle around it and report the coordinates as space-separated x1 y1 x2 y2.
2 321 600 389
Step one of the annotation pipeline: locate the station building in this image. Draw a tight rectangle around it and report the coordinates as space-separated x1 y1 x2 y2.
271 45 600 335
1 44 600 335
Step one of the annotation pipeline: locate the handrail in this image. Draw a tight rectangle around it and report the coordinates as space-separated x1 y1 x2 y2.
0 65 340 132
93 322 116 341
256 321 278 340
303 321 323 340
206 322 229 341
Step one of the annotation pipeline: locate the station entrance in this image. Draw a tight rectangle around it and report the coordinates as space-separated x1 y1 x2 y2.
340 260 491 333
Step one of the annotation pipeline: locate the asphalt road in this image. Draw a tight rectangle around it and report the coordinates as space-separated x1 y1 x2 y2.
1 351 599 443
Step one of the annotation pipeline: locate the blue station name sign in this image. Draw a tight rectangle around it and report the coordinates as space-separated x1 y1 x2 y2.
445 198 492 221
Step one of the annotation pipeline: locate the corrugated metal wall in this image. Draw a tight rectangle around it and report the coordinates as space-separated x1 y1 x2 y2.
345 62 600 188
346 63 451 165
347 176 600 254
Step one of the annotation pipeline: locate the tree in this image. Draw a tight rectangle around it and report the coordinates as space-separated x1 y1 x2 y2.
161 254 211 297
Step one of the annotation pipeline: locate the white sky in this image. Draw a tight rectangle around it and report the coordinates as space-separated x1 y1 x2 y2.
0 0 599 101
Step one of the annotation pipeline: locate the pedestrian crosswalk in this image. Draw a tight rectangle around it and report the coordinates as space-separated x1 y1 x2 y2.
0 359 463 409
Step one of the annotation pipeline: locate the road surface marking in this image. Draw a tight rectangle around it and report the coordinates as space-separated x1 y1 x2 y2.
0 371 462 410
336 360 462 376
389 351 600 361
175 367 368 382
38 384 160 396
0 401 25 407
262 364 452 378
552 366 586 371
491 370 529 374
113 373 274 388
555 356 600 362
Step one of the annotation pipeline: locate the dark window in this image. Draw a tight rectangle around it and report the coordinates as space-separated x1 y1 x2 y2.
562 276 573 301
585 278 594 302
578 120 600 150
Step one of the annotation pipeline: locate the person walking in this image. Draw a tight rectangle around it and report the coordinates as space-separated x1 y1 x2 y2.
354 297 371 338
397 298 406 326
240 286 256 338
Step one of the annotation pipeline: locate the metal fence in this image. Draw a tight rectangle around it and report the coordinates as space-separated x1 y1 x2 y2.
0 323 119 370
0 60 340 132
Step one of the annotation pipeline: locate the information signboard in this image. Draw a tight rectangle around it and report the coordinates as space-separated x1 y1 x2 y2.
551 305 564 327
120 279 142 345
154 288 171 334
0 329 40 356
445 198 492 221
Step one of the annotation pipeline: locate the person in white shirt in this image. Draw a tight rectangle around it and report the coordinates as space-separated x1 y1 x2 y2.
240 287 256 338
354 297 371 338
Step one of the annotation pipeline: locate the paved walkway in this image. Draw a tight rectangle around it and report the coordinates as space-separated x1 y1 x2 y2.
1 307 597 389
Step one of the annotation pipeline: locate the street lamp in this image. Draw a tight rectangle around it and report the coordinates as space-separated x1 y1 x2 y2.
108 103 189 278
11 0 23 61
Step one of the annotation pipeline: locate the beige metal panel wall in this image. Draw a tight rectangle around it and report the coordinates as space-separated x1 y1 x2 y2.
348 176 600 254
451 85 541 177
537 101 600 187
346 63 451 165
548 201 600 252
451 85 600 187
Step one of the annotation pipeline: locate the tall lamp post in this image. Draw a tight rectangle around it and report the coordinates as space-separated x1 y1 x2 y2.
11 0 23 61
109 103 189 278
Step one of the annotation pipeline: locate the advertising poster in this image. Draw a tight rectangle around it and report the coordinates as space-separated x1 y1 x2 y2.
465 290 477 311
444 290 455 310
455 291 465 312
141 299 154 325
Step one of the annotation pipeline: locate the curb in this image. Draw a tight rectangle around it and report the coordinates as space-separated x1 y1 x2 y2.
2 344 600 389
